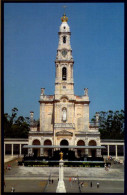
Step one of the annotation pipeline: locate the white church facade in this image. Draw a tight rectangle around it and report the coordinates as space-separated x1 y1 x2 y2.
28 14 102 158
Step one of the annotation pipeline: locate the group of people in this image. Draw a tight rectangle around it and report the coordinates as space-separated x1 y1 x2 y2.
48 179 54 184
69 177 78 182
11 187 15 192
104 163 111 171
80 181 100 188
80 182 84 187
68 177 100 189
6 164 12 170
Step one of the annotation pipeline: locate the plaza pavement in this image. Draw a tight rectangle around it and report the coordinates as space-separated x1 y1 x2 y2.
4 159 124 193
4 155 19 163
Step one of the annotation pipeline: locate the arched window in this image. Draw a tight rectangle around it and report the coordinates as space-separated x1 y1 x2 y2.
62 67 67 80
63 36 66 43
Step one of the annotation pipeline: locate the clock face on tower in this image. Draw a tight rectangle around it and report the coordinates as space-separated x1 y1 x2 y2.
61 49 67 57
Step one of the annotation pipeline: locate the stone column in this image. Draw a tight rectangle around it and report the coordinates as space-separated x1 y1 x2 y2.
40 148 44 156
20 144 22 156
84 104 89 131
85 149 88 157
123 145 125 157
107 145 110 157
74 149 78 158
123 145 125 164
115 145 118 159
11 144 13 156
40 103 45 132
4 143 6 156
85 139 88 157
96 149 101 157
56 160 66 193
28 148 32 155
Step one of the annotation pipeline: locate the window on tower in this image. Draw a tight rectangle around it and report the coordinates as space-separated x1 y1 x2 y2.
62 67 67 80
63 36 66 43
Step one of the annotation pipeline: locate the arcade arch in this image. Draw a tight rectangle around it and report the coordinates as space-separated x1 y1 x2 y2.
88 140 97 157
44 139 52 157
32 139 40 157
60 139 69 157
77 140 85 158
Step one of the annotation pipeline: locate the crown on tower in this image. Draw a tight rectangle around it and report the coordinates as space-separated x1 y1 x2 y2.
61 14 68 22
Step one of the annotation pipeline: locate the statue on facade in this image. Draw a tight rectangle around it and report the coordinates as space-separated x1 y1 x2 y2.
62 108 67 122
41 88 45 95
59 151 63 160
95 112 99 123
84 88 88 96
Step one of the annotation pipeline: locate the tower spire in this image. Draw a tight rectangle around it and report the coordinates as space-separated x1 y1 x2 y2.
61 5 68 22
63 5 67 15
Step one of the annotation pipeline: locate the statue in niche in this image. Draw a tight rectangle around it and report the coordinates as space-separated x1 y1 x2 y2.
62 108 67 122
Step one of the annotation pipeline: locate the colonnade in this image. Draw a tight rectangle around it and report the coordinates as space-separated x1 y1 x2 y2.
106 144 124 159
4 139 28 156
4 139 124 160
101 141 124 160
4 143 23 156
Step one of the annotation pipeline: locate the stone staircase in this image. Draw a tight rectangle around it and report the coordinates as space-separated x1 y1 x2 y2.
64 180 80 193
44 179 80 193
44 180 58 193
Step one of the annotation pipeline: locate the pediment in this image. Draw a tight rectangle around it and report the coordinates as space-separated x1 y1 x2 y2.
56 130 73 136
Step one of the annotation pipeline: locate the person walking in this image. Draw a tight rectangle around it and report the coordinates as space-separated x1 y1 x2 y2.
52 179 54 184
11 187 15 192
90 181 92 187
97 182 100 188
81 182 84 187
69 177 72 188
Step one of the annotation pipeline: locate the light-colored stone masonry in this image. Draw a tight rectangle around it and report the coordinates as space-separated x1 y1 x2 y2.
29 14 101 157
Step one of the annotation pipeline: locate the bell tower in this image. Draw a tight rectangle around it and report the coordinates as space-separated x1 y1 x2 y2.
55 14 74 99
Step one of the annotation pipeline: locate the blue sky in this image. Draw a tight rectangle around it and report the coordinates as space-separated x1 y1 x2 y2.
4 3 124 120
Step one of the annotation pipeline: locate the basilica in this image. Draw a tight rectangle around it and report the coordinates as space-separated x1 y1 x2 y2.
28 14 101 159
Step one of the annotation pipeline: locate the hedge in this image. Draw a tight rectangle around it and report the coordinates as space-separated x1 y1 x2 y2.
21 161 105 167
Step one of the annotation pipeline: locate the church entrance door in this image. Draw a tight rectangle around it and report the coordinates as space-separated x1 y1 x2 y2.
77 140 85 158
44 139 52 158
32 139 40 158
60 139 69 159
88 140 97 158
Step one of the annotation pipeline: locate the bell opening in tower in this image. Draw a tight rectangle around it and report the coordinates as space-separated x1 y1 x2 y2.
62 67 67 80
63 36 66 43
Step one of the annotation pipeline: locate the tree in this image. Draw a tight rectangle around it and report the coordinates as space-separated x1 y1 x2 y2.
91 110 124 139
4 108 30 138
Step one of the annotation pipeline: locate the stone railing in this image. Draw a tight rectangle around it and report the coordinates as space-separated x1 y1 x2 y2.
54 123 75 129
89 122 99 129
29 131 43 134
75 95 89 101
40 95 54 101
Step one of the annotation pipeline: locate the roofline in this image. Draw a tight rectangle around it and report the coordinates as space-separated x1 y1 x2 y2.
23 145 105 149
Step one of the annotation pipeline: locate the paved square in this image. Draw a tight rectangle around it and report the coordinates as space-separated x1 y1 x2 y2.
4 161 124 193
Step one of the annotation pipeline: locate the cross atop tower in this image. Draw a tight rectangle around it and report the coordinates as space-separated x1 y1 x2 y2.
63 5 67 15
